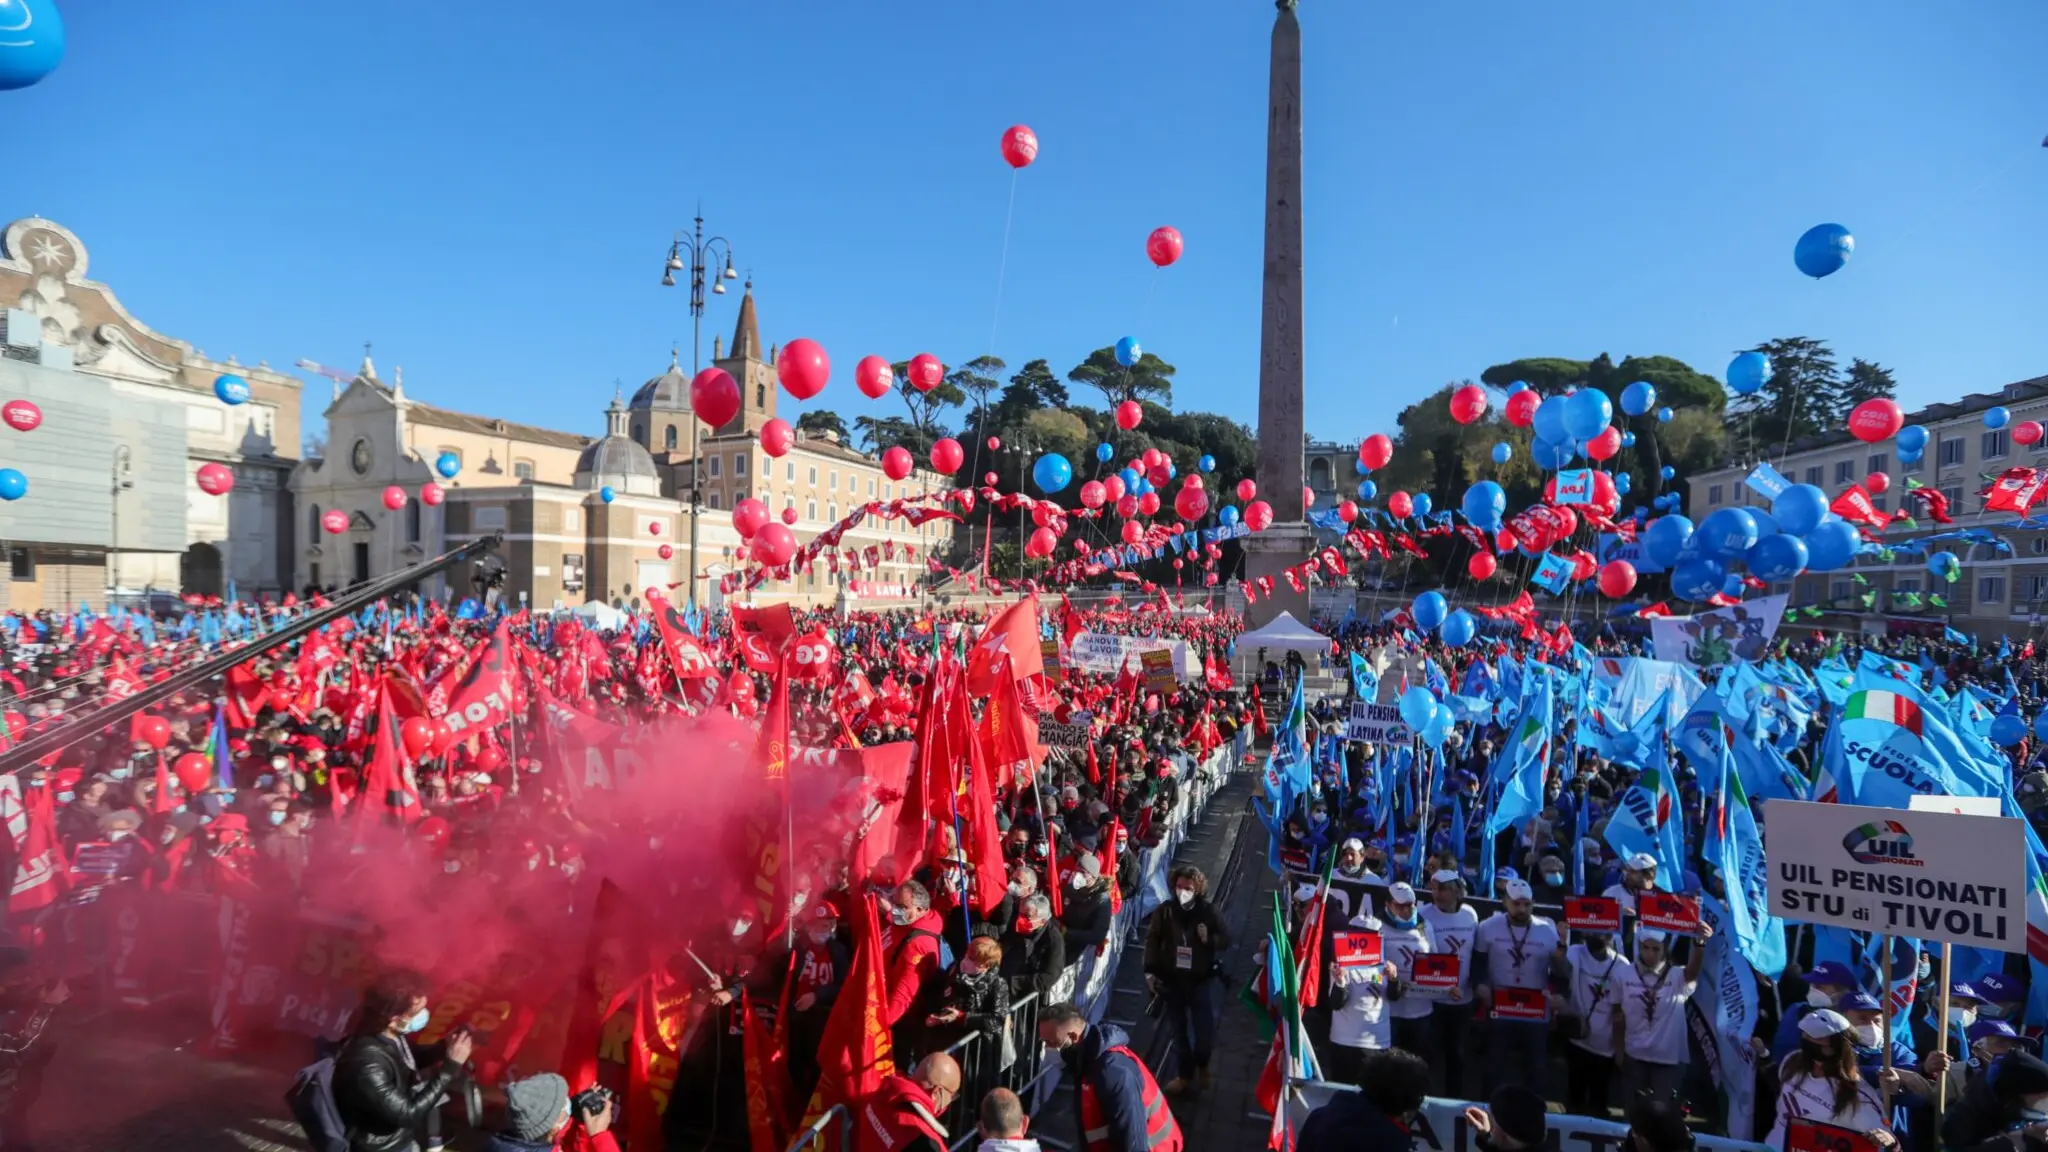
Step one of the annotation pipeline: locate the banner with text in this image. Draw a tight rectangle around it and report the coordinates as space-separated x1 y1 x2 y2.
1649 594 1789 668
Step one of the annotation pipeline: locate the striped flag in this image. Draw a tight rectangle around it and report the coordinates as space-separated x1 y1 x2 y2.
1844 689 1922 735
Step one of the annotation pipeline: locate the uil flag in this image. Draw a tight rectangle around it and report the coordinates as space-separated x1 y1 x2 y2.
1845 688 1922 734
1603 743 1686 889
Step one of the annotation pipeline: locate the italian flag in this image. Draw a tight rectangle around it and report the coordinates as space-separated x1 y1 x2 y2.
1846 690 1923 737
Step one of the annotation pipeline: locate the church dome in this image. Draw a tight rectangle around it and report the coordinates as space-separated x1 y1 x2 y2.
631 350 690 411
575 397 662 496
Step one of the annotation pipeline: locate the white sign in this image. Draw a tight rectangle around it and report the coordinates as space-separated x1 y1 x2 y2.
1649 594 1790 668
1345 700 1412 745
1909 794 2003 817
1763 799 2029 952
1286 1090 1766 1152
1066 632 1196 680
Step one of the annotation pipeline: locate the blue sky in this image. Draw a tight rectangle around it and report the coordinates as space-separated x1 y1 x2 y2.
7 1 2042 451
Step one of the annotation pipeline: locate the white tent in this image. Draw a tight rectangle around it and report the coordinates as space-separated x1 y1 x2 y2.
567 600 630 633
1235 611 1331 656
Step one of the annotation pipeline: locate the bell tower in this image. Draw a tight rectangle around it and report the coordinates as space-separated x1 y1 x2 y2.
711 280 777 437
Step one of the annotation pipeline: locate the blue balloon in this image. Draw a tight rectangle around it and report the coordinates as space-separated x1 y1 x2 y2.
1656 407 1674 424
436 451 461 479
0 0 64 92
1992 714 2031 748
1354 458 1368 476
1793 222 1854 279
1727 351 1771 396
1398 687 1439 731
1614 472 1632 495
1533 395 1570 445
1033 453 1073 493
1899 450 1923 467
1927 551 1960 579
1802 518 1861 572
1166 461 1177 481
1747 533 1810 581
1118 467 1140 491
213 373 250 406
1659 465 1676 482
1698 507 1760 558
1441 609 1477 648
1671 556 1727 602
1422 708 1455 749
1133 477 1153 496
1491 442 1512 465
1747 508 1781 538
1643 515 1695 568
1620 380 1658 417
1411 591 1447 631
1359 480 1378 500
1096 442 1114 463
1530 438 1576 470
599 485 616 503
1897 425 1929 453
0 468 24 501
1986 407 2011 430
1114 336 1142 367
1198 454 1215 473
1412 493 1433 518
1506 380 1529 395
1620 431 1636 449
2034 711 2048 742
1721 573 1747 598
1462 481 1506 530
1563 385 1609 439
1772 484 1830 535
1220 505 1241 526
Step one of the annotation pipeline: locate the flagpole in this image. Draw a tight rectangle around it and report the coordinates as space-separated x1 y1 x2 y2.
1936 942 1953 1125
1879 937 1895 1112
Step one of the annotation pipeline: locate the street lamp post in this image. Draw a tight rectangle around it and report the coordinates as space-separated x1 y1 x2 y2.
660 213 738 609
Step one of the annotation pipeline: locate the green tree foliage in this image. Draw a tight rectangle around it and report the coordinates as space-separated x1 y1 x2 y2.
1481 353 1725 416
1840 358 1898 410
948 356 1006 426
795 409 849 442
1068 346 1175 408
1729 337 1839 457
889 358 966 449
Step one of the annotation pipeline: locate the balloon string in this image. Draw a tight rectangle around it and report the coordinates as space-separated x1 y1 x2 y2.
987 169 1020 356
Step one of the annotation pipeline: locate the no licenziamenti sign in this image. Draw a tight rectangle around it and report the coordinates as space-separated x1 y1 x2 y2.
1762 799 2029 953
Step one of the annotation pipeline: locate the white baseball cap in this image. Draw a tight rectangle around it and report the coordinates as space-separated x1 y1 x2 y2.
1503 879 1534 901
1626 853 1659 871
1388 882 1416 904
1431 869 1464 886
1799 1009 1852 1040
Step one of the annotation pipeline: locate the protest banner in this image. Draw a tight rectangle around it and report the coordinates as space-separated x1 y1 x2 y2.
1650 594 1789 668
1908 794 2001 817
1140 648 1177 694
1039 639 1063 683
1284 1089 1768 1152
1410 953 1460 991
1067 632 1195 680
1490 987 1548 1021
1563 896 1622 933
1763 799 2028 952
1638 891 1701 934
1039 719 1093 748
1345 700 1412 744
1331 931 1382 969
1597 533 1663 575
1553 469 1595 505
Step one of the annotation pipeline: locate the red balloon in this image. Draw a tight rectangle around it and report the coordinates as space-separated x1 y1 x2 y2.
1848 398 1904 443
1115 494 1139 519
415 816 452 848
1301 486 1315 509
1140 448 1162 469
907 354 945 394
780 507 797 525
473 745 505 775
983 471 999 486
1235 478 1257 503
136 715 171 750
882 446 913 481
195 462 235 496
1338 500 1358 523
1031 505 1052 528
1590 470 1620 515
1 400 41 433
1864 472 1891 495
1000 124 1040 169
1552 506 1579 537
1078 481 1105 509
691 368 741 427
174 753 213 794
930 437 964 474
1597 560 1639 599
1495 529 1516 551
1146 226 1184 268
1387 490 1413 518
400 716 435 759
649 520 663 536
1120 521 1144 544
1570 551 1598 581
659 543 674 560
987 436 1002 451
1146 463 1172 490
753 523 796 566
1174 486 1209 521
1585 426 1623 462
1116 400 1143 431
1358 434 1394 471
855 355 894 400
775 337 830 400
381 485 407 511
1468 552 1498 580
1449 385 1488 425
735 545 750 562
759 418 796 458
1027 527 1057 557
1504 390 1540 428
1183 474 1204 490
1172 559 1183 571
321 509 348 535
733 497 769 539
420 482 444 506
1103 475 1127 502
1244 500 1274 532
2016 421 2045 447
1137 492 1161 517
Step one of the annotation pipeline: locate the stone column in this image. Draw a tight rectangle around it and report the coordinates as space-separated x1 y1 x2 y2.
1243 0 1312 627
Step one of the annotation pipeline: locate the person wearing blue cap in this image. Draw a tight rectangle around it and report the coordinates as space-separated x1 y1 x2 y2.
1836 991 1948 1102
1946 1019 2024 1103
1772 960 1861 1064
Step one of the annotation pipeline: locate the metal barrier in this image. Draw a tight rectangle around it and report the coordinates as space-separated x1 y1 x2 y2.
780 1102 852 1152
1275 1078 1769 1152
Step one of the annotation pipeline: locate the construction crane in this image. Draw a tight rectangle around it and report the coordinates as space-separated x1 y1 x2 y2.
293 358 358 389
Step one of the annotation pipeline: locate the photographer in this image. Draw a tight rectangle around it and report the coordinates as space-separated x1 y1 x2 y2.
488 1073 617 1152
334 969 474 1152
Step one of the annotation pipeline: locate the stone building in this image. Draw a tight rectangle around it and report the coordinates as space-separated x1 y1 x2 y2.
0 217 303 608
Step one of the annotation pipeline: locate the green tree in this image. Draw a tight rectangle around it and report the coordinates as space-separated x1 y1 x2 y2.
889 358 965 449
1068 346 1175 408
852 413 922 455
795 409 850 442
1730 337 1840 457
1840 358 1898 410
1478 358 1590 396
948 356 1006 426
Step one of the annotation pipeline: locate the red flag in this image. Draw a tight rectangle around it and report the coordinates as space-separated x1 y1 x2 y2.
966 598 1043 693
960 689 1008 917
561 881 653 1093
1829 486 1891 531
4 776 66 915
430 621 516 754
354 683 424 830
648 593 718 680
1984 467 2048 518
759 658 791 786
741 990 790 1152
801 892 896 1127
223 662 276 728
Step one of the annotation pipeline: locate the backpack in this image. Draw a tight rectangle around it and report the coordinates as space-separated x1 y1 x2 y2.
285 1041 349 1152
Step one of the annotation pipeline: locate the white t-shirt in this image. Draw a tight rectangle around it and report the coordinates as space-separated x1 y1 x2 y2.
1564 943 1632 1057
1603 882 1643 918
1380 915 1439 1020
1614 961 1697 1065
1766 1072 1889 1152
1418 902 1480 1006
1471 912 1561 992
1326 912 1392 1051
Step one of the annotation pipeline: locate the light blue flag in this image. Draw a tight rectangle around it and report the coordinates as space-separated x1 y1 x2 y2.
1692 719 1787 977
1258 675 1312 874
1350 652 1376 700
1694 895 1766 1139
1570 798 1590 895
1484 672 1554 867
1603 738 1687 888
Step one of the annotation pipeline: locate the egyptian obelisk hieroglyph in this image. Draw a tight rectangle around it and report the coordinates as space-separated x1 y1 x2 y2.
1243 0 1311 627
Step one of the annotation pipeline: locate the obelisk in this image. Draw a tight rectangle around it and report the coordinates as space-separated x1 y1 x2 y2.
1243 0 1311 628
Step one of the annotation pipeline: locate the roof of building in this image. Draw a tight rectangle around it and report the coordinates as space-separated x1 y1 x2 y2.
407 399 595 451
1701 373 2048 475
631 349 690 410
576 435 661 482
731 281 762 362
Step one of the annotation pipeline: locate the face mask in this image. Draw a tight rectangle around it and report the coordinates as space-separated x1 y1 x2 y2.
732 920 753 938
1807 989 1835 1009
890 905 918 926
1008 882 1028 897
1338 862 1363 877
1979 1003 2012 1021
268 810 287 826
1385 909 1416 930
443 861 461 874
1917 958 1933 982
401 1007 431 1034
1175 889 1195 907
1586 937 1610 959
1949 1006 1977 1029
1851 1023 1881 1049
109 829 131 842
1015 917 1036 934
1070 874 1090 891
1541 872 1563 886
108 767 132 781
959 961 980 976
272 757 288 771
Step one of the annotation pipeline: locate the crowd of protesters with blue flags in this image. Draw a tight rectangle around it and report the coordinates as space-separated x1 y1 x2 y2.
1256 620 2048 1152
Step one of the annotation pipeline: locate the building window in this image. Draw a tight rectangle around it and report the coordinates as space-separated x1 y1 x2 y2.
1939 438 1966 467
708 492 721 510
1896 578 1921 595
1804 466 1823 486
2027 575 2048 603
785 462 794 481
828 504 838 522
1831 579 1852 600
2033 537 2048 557
564 507 581 532
665 425 678 451
1708 483 1723 505
1871 495 1887 513
756 384 766 408
474 505 507 531
808 467 818 485
1941 485 1964 512
562 554 585 593
830 471 838 491
308 503 323 539
1867 453 1888 475
1833 461 1854 484
513 459 536 480
1981 576 2007 603
709 457 721 478
8 548 31 582
734 453 747 476
632 423 644 443
807 501 817 520
1983 430 2010 460
406 502 421 543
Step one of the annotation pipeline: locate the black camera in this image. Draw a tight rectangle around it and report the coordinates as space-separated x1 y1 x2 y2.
571 1085 615 1122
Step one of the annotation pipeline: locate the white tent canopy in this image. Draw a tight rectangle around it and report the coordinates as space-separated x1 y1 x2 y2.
1235 611 1331 656
567 600 630 632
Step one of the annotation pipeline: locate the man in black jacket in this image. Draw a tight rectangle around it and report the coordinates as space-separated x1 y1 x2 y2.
999 893 1067 1001
1143 865 1229 1094
333 969 473 1152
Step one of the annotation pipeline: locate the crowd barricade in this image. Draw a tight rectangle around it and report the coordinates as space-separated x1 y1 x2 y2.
787 1103 852 1152
1281 1080 1769 1152
918 745 1231 1151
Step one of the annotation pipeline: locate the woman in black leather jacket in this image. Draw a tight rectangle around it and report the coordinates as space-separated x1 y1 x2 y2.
333 969 473 1152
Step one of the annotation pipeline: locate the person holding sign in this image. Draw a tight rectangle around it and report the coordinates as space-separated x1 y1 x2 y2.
1605 852 1661 921
1611 923 1710 1102
1471 878 1565 1097
1561 927 1631 1117
1378 883 1439 1061
1419 870 1482 1098
1319 896 1402 1086
1765 1009 1898 1152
